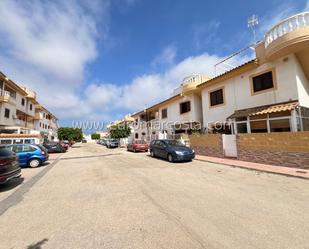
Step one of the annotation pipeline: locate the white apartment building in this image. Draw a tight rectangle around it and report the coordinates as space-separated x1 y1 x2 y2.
0 71 59 141
34 104 59 141
199 12 309 134
131 74 208 141
123 12 309 141
0 72 37 134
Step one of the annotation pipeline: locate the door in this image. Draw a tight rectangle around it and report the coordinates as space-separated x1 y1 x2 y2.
222 134 237 158
13 145 28 165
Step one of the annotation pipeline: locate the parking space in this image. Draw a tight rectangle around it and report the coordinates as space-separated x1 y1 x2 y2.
1 143 309 249
0 150 65 202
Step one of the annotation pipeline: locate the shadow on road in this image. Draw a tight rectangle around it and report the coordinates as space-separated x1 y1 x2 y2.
27 238 48 249
146 155 193 164
0 177 24 193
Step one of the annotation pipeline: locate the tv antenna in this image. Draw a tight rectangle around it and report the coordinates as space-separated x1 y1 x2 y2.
248 14 259 44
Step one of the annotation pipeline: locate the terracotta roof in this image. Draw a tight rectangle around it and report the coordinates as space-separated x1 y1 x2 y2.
0 134 41 138
228 101 299 119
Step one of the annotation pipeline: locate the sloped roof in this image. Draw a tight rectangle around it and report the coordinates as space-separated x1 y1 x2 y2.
228 101 299 119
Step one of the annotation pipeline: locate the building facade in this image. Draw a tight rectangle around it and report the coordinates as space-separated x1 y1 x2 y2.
0 71 59 141
121 11 309 142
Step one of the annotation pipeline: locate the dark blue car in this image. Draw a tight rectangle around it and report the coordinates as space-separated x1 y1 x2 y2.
149 139 195 162
6 144 49 168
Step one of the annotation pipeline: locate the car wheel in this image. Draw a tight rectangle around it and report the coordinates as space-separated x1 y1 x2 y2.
167 154 174 163
28 158 41 168
150 150 155 157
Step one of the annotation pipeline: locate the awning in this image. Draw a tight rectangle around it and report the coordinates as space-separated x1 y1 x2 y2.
227 101 299 119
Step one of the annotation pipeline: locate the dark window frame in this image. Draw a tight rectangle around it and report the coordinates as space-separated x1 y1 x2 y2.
21 98 25 106
180 101 191 114
209 88 224 107
4 108 10 118
161 108 167 119
251 70 276 94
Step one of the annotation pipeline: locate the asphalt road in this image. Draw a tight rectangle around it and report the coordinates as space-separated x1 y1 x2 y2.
0 143 308 249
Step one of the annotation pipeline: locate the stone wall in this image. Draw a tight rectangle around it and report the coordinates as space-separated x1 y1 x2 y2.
237 132 309 169
189 134 224 158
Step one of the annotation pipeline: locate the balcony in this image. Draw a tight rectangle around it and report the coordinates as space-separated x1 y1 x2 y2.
0 90 10 102
34 113 43 120
265 12 309 59
182 74 209 94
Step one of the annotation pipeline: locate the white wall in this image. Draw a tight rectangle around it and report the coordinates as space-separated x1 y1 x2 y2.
201 54 300 126
158 93 203 132
294 55 309 108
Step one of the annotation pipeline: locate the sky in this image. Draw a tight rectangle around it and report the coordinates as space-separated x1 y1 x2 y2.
0 0 308 130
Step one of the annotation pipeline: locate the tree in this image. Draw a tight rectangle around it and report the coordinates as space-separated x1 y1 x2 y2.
91 133 100 140
109 124 131 139
58 127 83 142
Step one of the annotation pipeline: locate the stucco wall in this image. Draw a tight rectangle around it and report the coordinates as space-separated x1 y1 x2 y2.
201 54 300 126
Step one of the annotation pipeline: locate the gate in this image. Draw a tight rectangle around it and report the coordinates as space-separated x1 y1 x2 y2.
222 134 237 158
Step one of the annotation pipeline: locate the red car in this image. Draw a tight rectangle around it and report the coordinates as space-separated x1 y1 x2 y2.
127 140 149 152
60 142 69 151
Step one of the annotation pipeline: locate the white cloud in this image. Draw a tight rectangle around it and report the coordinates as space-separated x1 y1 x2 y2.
0 0 108 121
151 46 177 67
84 52 252 116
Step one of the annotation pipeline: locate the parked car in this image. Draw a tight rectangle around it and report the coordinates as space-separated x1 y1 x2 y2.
149 139 195 162
6 144 49 168
106 139 119 148
60 142 69 151
82 139 87 143
127 140 149 152
43 142 66 153
0 146 21 185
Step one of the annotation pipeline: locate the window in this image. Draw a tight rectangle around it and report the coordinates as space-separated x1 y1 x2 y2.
21 98 25 106
4 108 10 118
269 119 291 132
252 71 275 93
30 104 33 111
0 139 12 144
250 120 268 133
236 123 248 133
209 88 224 107
23 145 36 152
135 133 139 139
180 101 191 114
24 139 35 144
161 108 167 119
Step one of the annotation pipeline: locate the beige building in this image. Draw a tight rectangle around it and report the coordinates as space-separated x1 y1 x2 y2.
34 104 59 141
124 11 309 141
0 71 59 141
199 11 309 134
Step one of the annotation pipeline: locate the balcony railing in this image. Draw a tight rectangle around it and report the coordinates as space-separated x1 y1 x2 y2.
0 90 10 97
265 12 309 48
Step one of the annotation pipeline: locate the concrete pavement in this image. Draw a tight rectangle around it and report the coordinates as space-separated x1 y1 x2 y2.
0 143 308 249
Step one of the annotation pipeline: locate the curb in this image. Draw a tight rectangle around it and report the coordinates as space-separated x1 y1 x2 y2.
194 158 309 180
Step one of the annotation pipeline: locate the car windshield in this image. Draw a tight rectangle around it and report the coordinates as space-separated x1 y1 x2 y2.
110 139 118 142
164 140 185 147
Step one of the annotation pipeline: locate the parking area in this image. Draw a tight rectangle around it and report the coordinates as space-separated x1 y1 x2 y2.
0 143 309 249
0 152 63 202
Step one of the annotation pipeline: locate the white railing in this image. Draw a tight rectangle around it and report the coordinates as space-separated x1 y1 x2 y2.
265 12 309 48
0 90 10 97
